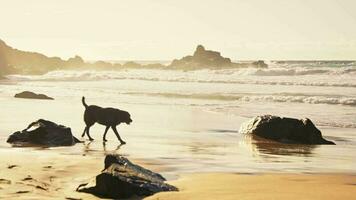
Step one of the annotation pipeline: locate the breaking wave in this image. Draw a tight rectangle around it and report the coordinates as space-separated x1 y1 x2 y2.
116 91 356 106
7 66 356 88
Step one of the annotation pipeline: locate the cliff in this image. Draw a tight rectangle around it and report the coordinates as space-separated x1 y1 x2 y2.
0 40 267 75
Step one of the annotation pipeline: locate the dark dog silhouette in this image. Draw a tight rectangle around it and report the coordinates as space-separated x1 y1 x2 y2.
81 97 132 144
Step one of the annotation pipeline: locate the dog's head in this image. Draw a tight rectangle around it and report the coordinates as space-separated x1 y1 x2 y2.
120 111 132 125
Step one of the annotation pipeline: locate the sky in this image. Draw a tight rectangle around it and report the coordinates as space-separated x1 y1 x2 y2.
1 0 356 60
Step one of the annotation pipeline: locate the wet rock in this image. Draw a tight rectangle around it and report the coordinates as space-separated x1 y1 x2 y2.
103 155 166 181
7 165 18 169
252 60 268 68
14 91 54 100
239 115 335 145
77 155 177 199
0 178 11 184
16 191 30 194
7 119 80 147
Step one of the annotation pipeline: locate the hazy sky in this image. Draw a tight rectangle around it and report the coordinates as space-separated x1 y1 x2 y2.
1 0 356 60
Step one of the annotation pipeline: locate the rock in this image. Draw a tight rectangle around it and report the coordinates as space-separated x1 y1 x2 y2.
7 119 80 146
103 155 166 181
169 45 268 69
14 91 54 100
77 155 177 199
252 60 268 68
123 61 142 68
67 55 84 66
169 45 232 69
239 115 335 145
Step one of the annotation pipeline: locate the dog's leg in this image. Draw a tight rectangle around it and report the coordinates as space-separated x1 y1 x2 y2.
102 126 110 142
86 126 94 141
81 127 87 137
111 126 126 144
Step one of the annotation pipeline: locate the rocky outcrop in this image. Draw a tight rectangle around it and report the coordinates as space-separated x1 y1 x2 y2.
239 115 335 145
252 60 268 68
169 45 268 69
77 155 177 199
14 91 54 100
170 45 232 69
7 119 80 146
66 55 85 67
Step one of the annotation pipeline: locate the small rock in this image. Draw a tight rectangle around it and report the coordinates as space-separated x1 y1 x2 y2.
7 165 18 169
22 176 33 181
14 91 54 100
0 178 11 184
16 191 30 194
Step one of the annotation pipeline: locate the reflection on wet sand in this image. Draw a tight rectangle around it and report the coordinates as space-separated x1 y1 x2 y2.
247 135 317 157
82 141 123 156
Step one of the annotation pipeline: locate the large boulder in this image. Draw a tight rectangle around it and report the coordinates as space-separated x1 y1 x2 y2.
77 155 177 199
239 115 335 145
7 119 80 146
14 91 54 100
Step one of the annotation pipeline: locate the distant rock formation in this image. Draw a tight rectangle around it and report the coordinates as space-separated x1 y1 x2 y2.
169 45 267 69
66 55 85 67
7 119 80 146
169 45 231 69
239 115 335 145
252 60 268 68
0 39 268 74
0 39 68 74
14 91 54 100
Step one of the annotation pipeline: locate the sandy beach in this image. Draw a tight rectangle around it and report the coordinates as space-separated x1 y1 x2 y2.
0 149 355 200
147 173 356 200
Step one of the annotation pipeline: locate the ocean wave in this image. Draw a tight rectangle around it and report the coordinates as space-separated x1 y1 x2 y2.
237 67 356 76
6 67 356 88
239 95 356 106
117 91 356 106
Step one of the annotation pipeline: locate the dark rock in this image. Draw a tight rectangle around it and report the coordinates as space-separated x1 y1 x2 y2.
252 60 268 68
14 91 54 100
0 179 11 184
239 115 335 145
77 155 177 199
169 45 232 69
7 165 18 169
169 45 268 69
7 119 80 147
104 155 166 181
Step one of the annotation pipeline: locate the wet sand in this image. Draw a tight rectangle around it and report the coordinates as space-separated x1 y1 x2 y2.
148 173 356 200
0 149 163 200
1 149 355 199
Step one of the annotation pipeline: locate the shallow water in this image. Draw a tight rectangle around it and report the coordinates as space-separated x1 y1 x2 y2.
1 61 356 174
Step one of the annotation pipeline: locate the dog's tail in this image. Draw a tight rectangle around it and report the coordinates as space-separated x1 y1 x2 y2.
82 96 88 108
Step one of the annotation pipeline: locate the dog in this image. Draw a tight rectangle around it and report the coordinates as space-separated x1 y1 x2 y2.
81 97 132 144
